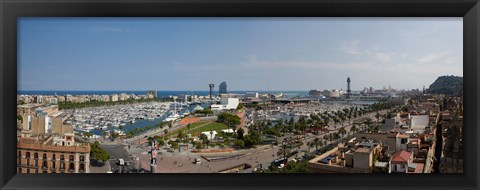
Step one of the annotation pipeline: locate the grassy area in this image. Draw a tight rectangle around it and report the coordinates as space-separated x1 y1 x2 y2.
166 122 207 137
190 122 230 136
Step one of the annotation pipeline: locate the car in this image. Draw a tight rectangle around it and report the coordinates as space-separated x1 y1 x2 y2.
194 158 201 164
118 158 125 166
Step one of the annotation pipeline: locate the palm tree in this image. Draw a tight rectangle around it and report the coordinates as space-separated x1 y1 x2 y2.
316 140 324 150
164 129 168 137
313 137 322 151
187 123 192 135
328 133 334 144
307 141 314 153
277 143 291 159
333 132 340 144
375 112 381 123
350 124 357 137
323 135 329 145
338 127 347 142
200 134 209 149
363 118 373 132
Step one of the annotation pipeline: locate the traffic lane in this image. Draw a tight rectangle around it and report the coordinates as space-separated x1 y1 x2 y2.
101 144 137 170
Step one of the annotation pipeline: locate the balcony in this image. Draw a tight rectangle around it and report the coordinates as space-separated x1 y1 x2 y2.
18 164 39 169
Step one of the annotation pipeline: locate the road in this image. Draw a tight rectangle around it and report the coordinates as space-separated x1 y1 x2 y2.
101 144 137 173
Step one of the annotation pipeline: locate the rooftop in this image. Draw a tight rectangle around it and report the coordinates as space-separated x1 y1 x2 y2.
355 147 371 153
391 150 412 163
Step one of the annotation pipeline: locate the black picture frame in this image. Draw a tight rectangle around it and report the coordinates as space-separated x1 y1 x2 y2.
1 0 479 190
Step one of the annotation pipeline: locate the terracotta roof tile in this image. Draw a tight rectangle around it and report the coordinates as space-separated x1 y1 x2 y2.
391 150 411 163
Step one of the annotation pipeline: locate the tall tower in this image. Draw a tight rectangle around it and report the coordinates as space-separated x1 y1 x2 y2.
219 81 227 94
347 77 351 99
209 83 215 100
150 140 158 173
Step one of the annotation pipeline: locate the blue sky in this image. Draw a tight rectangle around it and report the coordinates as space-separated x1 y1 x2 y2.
18 18 462 91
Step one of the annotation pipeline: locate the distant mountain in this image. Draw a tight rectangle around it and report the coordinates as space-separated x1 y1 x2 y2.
427 75 463 95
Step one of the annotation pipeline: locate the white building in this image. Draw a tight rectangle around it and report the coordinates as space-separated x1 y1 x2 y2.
36 96 44 104
245 92 259 98
211 98 239 110
389 150 414 173
110 94 119 102
49 98 58 105
409 115 429 133
330 90 341 98
201 131 217 140
395 134 409 151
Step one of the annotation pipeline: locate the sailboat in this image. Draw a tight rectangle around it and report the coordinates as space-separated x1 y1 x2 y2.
164 100 180 122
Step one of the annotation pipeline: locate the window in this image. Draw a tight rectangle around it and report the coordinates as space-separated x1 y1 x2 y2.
79 163 85 172
43 153 47 160
42 160 48 169
34 152 38 159
26 152 30 166
69 163 75 172
60 162 65 170
26 169 30 173
18 151 22 165
69 155 74 161
51 153 56 169
401 138 407 144
80 155 85 162
60 154 64 161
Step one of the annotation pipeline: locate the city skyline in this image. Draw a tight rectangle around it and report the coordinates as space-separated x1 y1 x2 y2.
19 18 462 91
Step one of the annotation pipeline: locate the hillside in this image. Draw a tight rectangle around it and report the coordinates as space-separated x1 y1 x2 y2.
427 75 463 95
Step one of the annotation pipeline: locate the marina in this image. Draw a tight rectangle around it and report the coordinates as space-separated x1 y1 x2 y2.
67 101 211 136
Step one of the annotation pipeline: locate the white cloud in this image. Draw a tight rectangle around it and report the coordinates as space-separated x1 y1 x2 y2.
339 40 362 55
373 52 392 63
443 57 460 65
416 52 447 63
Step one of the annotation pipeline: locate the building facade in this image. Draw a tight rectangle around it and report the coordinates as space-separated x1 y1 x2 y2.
17 137 90 173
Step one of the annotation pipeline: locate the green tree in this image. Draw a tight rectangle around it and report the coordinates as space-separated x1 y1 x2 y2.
350 124 357 136
312 137 322 151
199 134 210 149
90 141 110 162
277 144 291 159
323 135 329 145
111 132 120 139
164 129 169 136
234 139 245 148
236 128 245 140
333 132 341 144
338 127 347 142
84 132 93 138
